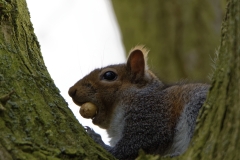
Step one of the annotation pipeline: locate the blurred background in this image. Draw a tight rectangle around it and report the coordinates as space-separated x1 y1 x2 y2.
26 0 226 144
112 0 226 82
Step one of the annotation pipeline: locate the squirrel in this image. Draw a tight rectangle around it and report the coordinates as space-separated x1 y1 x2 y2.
68 46 210 160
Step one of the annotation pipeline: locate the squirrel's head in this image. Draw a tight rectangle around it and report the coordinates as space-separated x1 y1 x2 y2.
68 46 158 128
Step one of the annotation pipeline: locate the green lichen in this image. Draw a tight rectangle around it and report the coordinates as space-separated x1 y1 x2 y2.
0 0 12 20
0 91 14 111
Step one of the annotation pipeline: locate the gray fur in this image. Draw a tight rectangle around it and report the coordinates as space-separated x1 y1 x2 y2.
86 83 209 160
167 85 209 156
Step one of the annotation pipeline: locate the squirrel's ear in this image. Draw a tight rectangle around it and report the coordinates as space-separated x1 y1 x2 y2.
127 46 149 80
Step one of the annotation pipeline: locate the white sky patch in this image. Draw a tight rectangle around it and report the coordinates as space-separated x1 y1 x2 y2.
26 0 126 144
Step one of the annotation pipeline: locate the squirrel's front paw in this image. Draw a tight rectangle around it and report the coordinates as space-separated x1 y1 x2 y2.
84 126 104 144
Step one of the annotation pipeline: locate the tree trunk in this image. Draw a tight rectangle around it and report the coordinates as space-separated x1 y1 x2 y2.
0 0 115 159
184 0 240 159
111 0 224 82
136 0 240 159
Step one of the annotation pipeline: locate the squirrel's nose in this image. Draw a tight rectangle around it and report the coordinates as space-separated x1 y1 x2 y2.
68 86 77 97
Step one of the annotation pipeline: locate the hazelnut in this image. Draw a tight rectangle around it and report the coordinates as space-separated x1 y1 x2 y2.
79 102 97 119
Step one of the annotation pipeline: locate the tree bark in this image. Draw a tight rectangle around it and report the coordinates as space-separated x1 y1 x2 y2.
185 0 240 159
136 0 240 159
0 0 115 159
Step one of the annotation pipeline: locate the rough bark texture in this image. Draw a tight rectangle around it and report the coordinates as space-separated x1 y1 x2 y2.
186 0 240 159
111 0 225 82
0 0 115 159
136 0 240 159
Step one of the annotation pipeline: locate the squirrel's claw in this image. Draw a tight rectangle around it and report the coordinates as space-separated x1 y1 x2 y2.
84 126 92 131
84 126 103 143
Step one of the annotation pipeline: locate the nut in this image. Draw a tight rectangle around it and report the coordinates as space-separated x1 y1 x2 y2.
79 102 97 119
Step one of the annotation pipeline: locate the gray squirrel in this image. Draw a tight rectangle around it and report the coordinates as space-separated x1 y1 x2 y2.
68 46 209 160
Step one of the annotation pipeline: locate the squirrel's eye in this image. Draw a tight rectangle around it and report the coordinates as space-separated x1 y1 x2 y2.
102 71 117 81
